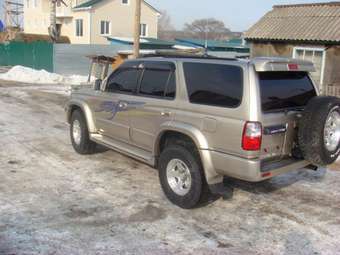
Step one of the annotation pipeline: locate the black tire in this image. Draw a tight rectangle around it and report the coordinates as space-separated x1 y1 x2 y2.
158 144 206 209
70 110 96 154
298 96 340 166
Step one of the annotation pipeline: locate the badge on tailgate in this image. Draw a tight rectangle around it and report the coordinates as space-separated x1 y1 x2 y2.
263 124 287 135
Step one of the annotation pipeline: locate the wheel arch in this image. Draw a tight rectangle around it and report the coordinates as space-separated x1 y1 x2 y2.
66 100 96 133
154 123 209 157
154 122 223 185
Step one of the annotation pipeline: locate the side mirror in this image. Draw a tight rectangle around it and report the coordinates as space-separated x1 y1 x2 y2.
94 79 102 91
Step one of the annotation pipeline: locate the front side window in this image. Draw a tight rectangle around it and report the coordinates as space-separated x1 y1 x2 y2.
100 20 110 35
75 19 83 37
183 63 243 108
140 24 147 37
106 68 139 94
139 69 175 99
259 71 317 112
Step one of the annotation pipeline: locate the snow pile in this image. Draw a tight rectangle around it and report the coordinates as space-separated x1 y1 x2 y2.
0 66 89 85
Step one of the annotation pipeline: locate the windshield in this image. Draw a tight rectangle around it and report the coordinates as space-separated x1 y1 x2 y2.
259 71 317 112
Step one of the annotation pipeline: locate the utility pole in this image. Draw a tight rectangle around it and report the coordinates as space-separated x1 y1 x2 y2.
133 0 141 58
49 0 57 42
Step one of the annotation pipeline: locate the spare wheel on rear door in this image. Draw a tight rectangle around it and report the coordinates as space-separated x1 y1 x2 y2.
298 96 340 166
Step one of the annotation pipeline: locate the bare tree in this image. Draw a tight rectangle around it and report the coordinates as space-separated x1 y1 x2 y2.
158 10 174 32
158 10 175 40
183 18 232 40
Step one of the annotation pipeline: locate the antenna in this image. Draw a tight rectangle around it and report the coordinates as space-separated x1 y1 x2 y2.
3 0 23 30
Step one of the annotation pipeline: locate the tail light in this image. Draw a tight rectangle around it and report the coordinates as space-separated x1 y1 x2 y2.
242 121 262 151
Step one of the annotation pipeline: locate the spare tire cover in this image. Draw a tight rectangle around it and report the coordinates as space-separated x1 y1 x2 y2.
298 96 340 166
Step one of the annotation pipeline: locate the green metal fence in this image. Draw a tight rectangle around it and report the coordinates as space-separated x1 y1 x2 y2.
0 41 53 72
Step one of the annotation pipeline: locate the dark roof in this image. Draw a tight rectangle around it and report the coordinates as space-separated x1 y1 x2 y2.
73 0 159 13
244 1 340 43
106 37 175 49
107 37 175 46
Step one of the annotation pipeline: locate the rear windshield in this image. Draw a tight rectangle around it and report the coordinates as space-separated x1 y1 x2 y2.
259 72 317 112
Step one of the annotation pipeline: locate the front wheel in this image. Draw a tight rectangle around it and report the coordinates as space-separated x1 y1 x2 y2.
158 144 205 209
70 110 96 154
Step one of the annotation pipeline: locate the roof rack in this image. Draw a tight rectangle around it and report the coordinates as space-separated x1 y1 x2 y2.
140 53 237 61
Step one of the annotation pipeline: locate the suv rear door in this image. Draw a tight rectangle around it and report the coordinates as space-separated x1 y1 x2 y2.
258 71 317 161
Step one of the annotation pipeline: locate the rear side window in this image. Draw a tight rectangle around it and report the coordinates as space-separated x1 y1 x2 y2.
106 68 140 93
183 63 243 108
259 72 317 112
139 69 175 98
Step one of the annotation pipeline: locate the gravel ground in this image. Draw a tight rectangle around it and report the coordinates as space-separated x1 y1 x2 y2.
0 79 340 255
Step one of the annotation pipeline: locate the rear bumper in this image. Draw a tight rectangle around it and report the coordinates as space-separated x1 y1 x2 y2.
206 150 309 182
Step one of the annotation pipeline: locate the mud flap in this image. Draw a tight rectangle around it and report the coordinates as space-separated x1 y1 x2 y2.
209 183 234 200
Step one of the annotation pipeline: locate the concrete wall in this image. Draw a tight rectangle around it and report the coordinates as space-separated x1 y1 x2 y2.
53 43 130 75
90 0 158 45
24 0 50 35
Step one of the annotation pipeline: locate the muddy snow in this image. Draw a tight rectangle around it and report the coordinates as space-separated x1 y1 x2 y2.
0 79 340 255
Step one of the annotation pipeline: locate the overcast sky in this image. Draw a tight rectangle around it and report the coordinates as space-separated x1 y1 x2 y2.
0 0 333 31
147 0 332 31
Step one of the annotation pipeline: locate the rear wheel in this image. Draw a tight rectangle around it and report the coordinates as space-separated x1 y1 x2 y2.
298 96 340 166
158 144 205 209
70 110 96 154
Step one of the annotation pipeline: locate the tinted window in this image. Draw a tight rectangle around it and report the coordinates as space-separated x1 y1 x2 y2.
107 68 139 93
139 69 171 97
259 72 317 112
183 63 243 108
165 73 176 98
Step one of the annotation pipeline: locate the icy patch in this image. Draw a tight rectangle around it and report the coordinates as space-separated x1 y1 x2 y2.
0 66 90 85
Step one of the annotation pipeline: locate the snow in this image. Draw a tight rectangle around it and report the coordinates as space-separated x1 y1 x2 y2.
0 66 90 85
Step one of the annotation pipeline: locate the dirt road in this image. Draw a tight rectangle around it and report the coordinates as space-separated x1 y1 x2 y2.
0 80 339 255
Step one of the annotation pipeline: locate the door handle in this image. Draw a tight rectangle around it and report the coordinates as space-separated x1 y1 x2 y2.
118 101 128 109
161 111 171 117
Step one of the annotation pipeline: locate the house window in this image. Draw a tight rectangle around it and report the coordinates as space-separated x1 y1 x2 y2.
75 19 83 37
100 21 110 35
293 47 326 89
33 0 38 8
26 0 29 8
140 23 148 37
122 0 129 5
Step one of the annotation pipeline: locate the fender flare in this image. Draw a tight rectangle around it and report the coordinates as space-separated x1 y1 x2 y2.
66 99 97 133
154 122 223 185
